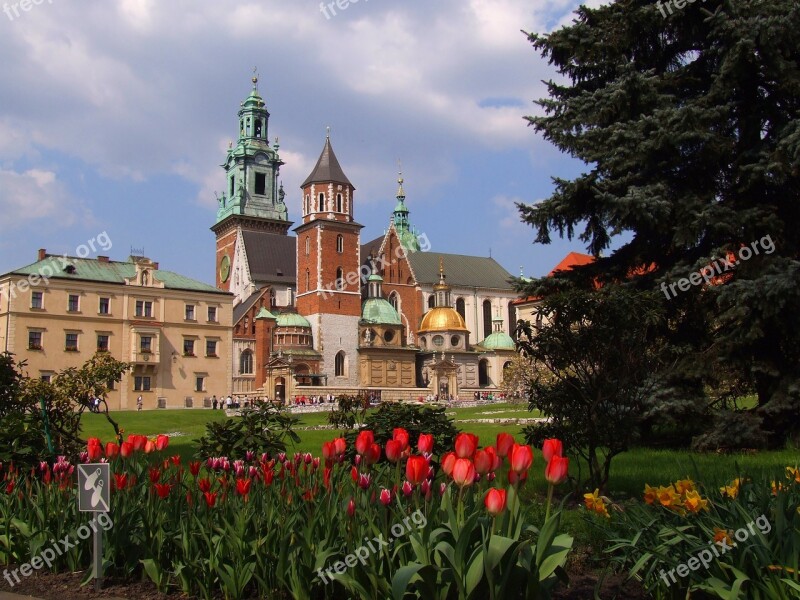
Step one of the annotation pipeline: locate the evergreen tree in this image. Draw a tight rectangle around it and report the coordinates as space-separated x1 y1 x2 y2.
519 0 800 446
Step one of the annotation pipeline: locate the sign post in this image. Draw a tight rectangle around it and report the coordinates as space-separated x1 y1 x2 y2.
77 463 110 591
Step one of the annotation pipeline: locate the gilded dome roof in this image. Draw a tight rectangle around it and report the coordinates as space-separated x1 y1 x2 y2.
418 307 468 333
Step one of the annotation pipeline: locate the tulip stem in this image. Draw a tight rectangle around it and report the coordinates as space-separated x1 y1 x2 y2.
545 483 553 523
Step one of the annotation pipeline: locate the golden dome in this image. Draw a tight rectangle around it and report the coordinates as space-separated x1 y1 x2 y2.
418 307 468 333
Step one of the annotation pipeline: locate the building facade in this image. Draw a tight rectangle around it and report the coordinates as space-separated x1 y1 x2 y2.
0 252 233 409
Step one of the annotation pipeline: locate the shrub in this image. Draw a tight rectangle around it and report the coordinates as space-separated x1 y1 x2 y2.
195 403 299 459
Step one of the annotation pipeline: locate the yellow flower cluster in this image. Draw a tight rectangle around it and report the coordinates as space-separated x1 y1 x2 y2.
584 488 610 518
643 478 709 514
786 466 800 484
720 478 743 499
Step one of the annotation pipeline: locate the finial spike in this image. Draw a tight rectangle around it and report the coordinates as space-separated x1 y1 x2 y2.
252 66 259 89
326 126 331 139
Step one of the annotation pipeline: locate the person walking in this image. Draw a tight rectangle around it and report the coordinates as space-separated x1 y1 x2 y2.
212 395 218 410
137 395 143 411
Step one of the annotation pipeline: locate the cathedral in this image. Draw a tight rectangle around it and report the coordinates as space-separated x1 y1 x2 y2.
212 77 519 402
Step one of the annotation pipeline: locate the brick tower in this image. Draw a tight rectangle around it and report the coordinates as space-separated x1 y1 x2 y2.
295 132 363 386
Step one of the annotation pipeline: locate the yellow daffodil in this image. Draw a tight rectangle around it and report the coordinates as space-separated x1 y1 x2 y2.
786 466 800 484
657 485 682 508
683 490 709 513
583 488 610 518
674 478 695 495
720 478 741 499
771 480 784 496
713 527 734 547
643 484 658 505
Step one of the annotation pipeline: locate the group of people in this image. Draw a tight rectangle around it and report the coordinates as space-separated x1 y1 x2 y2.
292 394 336 406
211 395 267 410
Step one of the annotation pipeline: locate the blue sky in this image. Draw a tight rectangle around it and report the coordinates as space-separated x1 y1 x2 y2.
0 0 608 285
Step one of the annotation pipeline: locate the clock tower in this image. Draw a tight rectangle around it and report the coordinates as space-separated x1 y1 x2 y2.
211 74 292 294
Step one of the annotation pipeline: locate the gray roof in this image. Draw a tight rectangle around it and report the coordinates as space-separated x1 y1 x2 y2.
407 252 514 290
301 138 353 187
233 289 267 325
241 231 296 285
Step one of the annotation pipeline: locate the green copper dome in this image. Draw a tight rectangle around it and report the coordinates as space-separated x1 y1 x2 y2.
481 331 516 351
361 298 402 325
276 313 311 328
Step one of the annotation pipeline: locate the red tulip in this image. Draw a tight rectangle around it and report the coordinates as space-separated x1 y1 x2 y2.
129 434 147 452
385 440 404 463
484 488 507 516
148 467 161 483
544 456 569 485
364 443 381 465
113 473 128 490
154 483 171 499
322 441 335 461
105 442 120 459
86 438 102 461
189 461 201 477
379 488 392 506
198 478 212 493
144 440 156 454
155 434 169 451
402 481 414 496
452 458 476 487
474 449 493 475
417 433 434 454
393 428 410 450
350 466 359 483
441 452 457 477
347 498 356 517
496 433 515 458
236 478 251 497
485 446 502 471
358 473 371 490
355 431 374 455
509 444 534 474
405 455 428 486
333 437 346 456
203 491 218 507
508 470 528 485
120 441 133 458
455 433 479 458
542 439 563 463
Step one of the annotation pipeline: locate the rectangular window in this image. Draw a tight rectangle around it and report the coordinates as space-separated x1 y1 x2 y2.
135 300 153 317
28 331 42 350
97 334 109 352
99 297 110 315
207 306 217 322
65 333 78 351
140 335 152 353
183 339 195 356
255 173 266 195
185 305 195 321
206 340 217 357
134 376 151 392
31 291 43 309
40 374 52 383
229 176 234 197
68 294 80 312
195 376 205 392
107 379 115 391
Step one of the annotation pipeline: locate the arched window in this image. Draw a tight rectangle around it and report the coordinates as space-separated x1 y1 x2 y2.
389 292 399 311
335 351 346 377
244 316 249 331
456 298 466 320
305 195 310 214
336 235 344 253
336 193 343 212
305 269 310 292
255 120 262 138
483 300 492 339
305 236 310 256
318 193 325 212
428 295 435 309
479 359 490 387
240 350 253 375
335 267 344 290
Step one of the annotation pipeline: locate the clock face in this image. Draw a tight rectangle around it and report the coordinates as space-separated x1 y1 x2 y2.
219 254 231 283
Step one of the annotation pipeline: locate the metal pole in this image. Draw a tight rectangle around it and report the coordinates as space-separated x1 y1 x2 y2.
93 514 104 590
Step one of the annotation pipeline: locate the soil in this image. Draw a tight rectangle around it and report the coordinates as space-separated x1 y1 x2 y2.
0 563 648 599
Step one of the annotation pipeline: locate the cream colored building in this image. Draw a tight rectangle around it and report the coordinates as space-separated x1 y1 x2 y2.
0 251 233 410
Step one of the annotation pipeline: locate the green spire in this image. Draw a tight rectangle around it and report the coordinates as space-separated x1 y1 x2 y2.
215 72 288 226
392 168 420 253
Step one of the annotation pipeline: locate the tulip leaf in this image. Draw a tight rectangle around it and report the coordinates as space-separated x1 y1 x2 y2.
391 563 426 600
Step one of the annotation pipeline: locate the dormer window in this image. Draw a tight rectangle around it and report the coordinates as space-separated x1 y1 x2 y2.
64 265 76 274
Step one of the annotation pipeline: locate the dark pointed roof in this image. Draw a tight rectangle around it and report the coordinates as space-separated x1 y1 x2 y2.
301 137 353 187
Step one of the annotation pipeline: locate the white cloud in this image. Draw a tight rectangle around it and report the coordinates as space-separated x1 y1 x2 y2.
0 168 92 229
